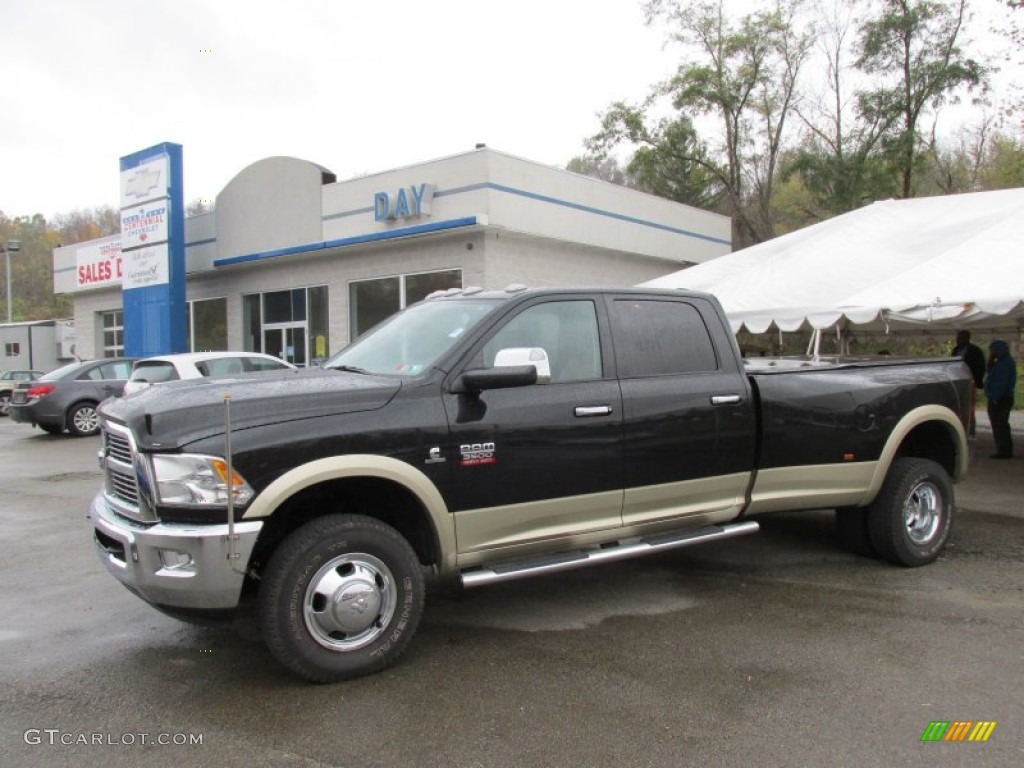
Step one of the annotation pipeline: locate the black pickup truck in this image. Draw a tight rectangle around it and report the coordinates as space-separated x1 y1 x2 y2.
90 287 970 682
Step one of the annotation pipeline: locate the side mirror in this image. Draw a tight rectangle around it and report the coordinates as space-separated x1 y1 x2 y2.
493 347 551 383
454 347 552 394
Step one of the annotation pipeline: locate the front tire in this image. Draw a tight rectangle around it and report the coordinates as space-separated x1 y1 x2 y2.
867 458 953 567
258 514 425 683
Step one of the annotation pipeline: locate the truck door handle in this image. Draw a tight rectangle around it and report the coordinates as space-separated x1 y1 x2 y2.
575 405 613 417
711 395 742 406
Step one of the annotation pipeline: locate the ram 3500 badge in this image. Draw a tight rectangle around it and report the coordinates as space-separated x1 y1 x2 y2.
91 287 970 682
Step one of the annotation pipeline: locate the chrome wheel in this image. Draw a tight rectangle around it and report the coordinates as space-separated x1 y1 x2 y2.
303 552 396 652
260 514 425 682
868 457 953 567
0 394 9 416
903 481 942 545
69 403 100 436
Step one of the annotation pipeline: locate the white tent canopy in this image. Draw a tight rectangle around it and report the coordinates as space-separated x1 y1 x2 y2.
640 189 1024 335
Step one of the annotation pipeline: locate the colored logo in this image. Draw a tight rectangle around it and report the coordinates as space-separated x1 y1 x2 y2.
920 721 997 742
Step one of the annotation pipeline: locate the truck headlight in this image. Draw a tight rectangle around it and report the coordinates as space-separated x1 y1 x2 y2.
150 454 255 507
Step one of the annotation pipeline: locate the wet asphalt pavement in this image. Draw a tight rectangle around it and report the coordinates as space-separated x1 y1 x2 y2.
1 416 1021 768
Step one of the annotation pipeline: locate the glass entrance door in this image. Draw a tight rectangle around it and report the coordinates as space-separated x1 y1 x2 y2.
263 324 308 367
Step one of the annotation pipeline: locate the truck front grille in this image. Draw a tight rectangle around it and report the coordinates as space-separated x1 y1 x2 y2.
101 423 157 523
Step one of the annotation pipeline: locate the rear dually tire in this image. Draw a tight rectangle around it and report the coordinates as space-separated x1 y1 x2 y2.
867 457 953 567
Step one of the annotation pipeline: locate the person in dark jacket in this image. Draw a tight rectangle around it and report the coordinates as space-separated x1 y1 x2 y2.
952 330 986 435
984 340 1016 459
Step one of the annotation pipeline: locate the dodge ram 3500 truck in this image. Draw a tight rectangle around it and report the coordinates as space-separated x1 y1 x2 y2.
90 287 971 682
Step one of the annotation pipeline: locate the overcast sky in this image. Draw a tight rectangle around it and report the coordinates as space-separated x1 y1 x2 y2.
1 0 682 219
2 0 1014 221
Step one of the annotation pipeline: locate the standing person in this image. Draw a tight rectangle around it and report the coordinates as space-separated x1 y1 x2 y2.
952 330 986 436
984 340 1016 459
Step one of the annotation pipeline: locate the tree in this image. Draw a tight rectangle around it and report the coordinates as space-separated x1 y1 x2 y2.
582 102 724 210
566 154 634 187
51 206 120 246
856 0 987 198
0 212 67 321
0 206 122 322
919 116 994 193
784 1 898 218
978 131 1024 188
634 0 815 245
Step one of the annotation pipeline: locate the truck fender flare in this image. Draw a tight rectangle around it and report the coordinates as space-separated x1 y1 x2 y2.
859 405 968 507
242 455 457 571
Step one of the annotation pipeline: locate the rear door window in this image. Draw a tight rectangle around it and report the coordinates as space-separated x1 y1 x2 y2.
610 299 718 377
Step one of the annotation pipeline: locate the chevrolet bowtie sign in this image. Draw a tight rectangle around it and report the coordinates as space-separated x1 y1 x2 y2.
122 165 164 202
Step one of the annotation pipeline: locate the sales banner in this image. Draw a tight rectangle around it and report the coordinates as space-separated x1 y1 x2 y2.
75 240 123 289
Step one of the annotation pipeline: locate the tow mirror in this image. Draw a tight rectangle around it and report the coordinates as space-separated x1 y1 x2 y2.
454 347 552 394
493 347 551 383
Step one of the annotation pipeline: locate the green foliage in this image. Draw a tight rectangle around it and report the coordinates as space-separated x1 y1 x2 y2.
0 206 119 322
853 0 987 198
566 155 633 186
582 1 815 246
575 0 1011 236
583 102 724 209
979 134 1024 188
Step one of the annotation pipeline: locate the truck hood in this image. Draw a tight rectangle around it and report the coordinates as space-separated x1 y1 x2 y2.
100 368 402 450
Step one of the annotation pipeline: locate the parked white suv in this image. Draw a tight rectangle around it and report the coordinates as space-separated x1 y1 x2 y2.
123 352 296 395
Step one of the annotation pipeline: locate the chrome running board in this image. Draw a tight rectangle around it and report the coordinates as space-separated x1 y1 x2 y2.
460 520 759 588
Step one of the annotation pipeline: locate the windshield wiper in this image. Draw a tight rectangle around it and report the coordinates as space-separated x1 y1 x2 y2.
327 364 373 375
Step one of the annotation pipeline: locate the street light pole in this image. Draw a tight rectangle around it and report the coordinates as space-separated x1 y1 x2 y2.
4 239 21 324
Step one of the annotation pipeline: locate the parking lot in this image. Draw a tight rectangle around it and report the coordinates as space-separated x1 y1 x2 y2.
1 416 1021 768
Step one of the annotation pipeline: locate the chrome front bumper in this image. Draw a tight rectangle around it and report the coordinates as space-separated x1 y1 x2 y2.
90 491 263 610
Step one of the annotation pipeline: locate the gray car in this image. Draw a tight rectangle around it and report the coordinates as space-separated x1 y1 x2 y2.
9 358 136 437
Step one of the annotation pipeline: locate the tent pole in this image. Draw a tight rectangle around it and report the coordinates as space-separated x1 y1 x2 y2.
807 329 822 357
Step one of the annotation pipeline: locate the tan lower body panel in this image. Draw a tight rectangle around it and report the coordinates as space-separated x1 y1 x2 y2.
745 462 878 515
622 472 750 527
454 473 751 568
454 490 623 556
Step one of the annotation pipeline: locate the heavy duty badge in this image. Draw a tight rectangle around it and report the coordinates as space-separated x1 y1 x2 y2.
459 442 497 466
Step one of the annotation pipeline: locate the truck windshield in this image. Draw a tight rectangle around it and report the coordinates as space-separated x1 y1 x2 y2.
325 299 501 376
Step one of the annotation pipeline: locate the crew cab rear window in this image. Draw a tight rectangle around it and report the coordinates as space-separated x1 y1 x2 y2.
611 299 718 376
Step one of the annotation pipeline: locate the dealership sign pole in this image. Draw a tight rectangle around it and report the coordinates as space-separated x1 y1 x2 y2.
119 143 187 357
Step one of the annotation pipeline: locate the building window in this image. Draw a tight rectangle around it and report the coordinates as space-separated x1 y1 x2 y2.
100 310 124 357
349 269 462 340
4 342 20 357
242 286 328 366
308 285 329 365
187 297 228 352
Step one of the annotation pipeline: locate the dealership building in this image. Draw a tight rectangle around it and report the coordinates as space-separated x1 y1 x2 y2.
53 146 731 364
